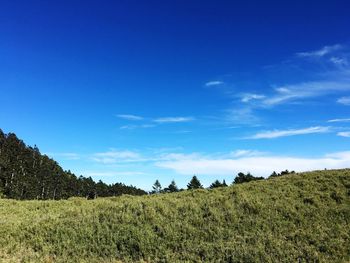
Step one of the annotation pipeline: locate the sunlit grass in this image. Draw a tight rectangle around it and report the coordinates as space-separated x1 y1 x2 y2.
0 169 349 262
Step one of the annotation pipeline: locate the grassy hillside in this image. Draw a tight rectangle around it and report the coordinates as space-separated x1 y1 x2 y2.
0 169 349 262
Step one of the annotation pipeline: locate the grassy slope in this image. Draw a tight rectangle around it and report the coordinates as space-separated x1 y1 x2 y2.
0 169 349 262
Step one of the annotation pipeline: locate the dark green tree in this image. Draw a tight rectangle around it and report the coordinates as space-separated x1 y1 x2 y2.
164 180 179 193
210 180 223 188
151 179 162 194
269 170 296 179
209 179 227 189
0 129 147 200
269 171 278 178
234 172 264 184
187 176 203 190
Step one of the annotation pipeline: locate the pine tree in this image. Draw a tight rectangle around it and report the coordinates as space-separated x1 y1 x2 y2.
152 180 162 194
269 171 278 178
234 172 264 184
187 176 203 190
164 180 179 193
0 129 147 199
209 179 222 189
209 179 228 189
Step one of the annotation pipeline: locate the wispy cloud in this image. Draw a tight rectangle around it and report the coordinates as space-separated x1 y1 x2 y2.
116 114 144 121
337 96 350 105
296 44 343 58
117 114 195 130
240 93 266 103
156 151 350 176
153 117 194 123
262 80 350 106
91 150 143 164
228 149 265 158
330 56 348 67
205 81 224 87
221 43 350 125
246 126 330 139
327 118 350 123
120 124 155 130
225 107 259 125
337 131 350 137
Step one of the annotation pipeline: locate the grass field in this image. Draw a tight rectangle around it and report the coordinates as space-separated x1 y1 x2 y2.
0 169 349 262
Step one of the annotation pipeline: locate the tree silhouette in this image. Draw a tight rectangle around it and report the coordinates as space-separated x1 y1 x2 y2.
269 170 296 179
233 172 264 184
0 129 147 200
164 180 179 193
210 179 228 189
151 180 162 194
187 176 203 190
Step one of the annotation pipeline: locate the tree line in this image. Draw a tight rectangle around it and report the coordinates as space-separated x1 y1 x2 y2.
150 170 296 194
0 129 146 200
0 129 297 199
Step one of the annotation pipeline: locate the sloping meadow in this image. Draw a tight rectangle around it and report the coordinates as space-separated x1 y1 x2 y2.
0 169 349 262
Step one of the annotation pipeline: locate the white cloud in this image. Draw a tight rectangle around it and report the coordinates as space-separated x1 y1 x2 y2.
330 56 348 67
225 107 259 125
246 126 330 139
327 118 350 123
120 124 155 130
337 131 350 137
116 114 144 121
262 80 350 106
228 149 265 158
337 96 350 105
156 151 350 176
153 117 194 123
238 44 350 109
91 150 143 164
296 44 342 58
158 152 202 161
215 44 350 126
205 81 224 87
241 93 266 103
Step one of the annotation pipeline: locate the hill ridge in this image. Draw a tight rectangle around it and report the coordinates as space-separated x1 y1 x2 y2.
0 169 349 262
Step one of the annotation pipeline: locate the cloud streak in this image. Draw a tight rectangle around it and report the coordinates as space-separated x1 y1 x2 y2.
91 150 143 164
296 44 343 58
246 126 330 139
330 56 348 67
327 118 350 123
153 117 194 123
156 151 350 176
261 80 350 107
337 96 350 105
337 131 350 137
240 93 266 103
222 43 350 125
120 124 155 130
116 114 144 121
205 81 224 87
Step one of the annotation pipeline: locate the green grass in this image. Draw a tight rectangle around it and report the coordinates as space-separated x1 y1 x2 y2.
0 169 349 262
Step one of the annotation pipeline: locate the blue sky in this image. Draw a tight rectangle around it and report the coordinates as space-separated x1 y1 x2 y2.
1 0 350 190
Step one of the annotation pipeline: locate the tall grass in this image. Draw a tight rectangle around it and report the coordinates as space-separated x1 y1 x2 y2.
0 169 349 262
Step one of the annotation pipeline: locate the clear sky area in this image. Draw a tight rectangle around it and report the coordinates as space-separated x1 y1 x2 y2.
1 0 350 190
